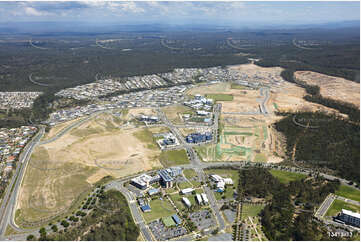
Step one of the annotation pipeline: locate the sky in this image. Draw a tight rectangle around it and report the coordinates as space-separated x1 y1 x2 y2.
0 1 359 27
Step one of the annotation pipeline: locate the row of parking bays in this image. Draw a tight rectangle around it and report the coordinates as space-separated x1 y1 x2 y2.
148 219 187 241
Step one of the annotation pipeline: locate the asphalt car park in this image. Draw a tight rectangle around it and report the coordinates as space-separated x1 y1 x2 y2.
148 219 187 241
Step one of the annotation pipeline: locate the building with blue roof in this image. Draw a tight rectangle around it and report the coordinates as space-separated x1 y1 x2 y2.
166 167 182 177
215 188 224 193
185 133 212 144
140 204 151 213
158 169 174 188
172 214 182 225
148 188 160 196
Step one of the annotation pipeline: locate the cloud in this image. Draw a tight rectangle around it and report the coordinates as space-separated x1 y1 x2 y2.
24 7 50 16
108 2 145 14
0 1 358 25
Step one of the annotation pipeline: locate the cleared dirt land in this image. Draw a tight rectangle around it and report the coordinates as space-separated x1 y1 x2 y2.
187 82 261 113
295 71 360 107
196 114 284 163
190 63 350 164
17 111 162 224
228 63 284 85
162 104 193 124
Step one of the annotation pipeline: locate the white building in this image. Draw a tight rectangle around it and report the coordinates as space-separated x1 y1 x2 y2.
210 174 223 182
196 194 203 205
224 178 233 185
181 188 195 195
182 197 192 208
201 193 208 205
339 209 360 227
217 181 225 189
196 110 210 116
130 174 153 189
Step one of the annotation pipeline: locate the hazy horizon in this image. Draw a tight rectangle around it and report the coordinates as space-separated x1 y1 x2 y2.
0 1 359 28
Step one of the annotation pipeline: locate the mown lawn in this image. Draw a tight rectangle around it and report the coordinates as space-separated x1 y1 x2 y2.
133 128 158 150
254 153 267 162
205 93 234 101
335 185 360 202
325 199 360 217
269 169 307 184
183 169 197 179
230 83 245 90
170 193 196 211
214 186 235 200
143 199 176 223
159 149 190 167
241 204 265 219
178 181 193 190
183 169 202 188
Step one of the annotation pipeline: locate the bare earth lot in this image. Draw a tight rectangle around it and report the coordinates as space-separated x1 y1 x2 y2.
191 63 358 164
295 71 360 107
17 111 162 224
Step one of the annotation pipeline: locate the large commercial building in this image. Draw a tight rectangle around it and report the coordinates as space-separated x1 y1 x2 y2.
186 132 212 144
131 174 153 189
159 169 174 188
166 167 182 177
338 209 360 227
132 167 181 190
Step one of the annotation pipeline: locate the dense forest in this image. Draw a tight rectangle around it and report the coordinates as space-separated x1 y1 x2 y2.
274 111 360 184
0 27 359 128
239 168 341 240
277 67 360 183
0 27 358 93
280 69 360 122
44 189 139 241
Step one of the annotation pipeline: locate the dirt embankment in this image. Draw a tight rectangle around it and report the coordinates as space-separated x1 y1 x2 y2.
294 71 360 107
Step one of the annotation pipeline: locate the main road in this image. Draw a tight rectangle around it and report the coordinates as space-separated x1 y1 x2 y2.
0 126 45 238
39 110 105 145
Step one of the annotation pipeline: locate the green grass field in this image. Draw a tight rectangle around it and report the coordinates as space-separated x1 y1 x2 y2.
165 187 178 194
231 83 245 90
223 131 253 136
205 93 234 102
214 186 235 200
183 169 197 179
162 216 176 227
335 185 360 202
170 193 196 211
178 181 193 190
241 204 265 219
254 153 267 162
159 149 190 167
133 128 158 150
269 169 307 184
325 199 360 217
143 199 176 223
183 169 202 188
